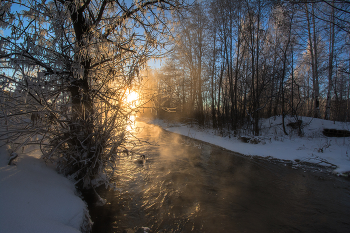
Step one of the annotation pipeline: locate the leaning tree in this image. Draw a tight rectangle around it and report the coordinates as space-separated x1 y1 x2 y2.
0 0 182 189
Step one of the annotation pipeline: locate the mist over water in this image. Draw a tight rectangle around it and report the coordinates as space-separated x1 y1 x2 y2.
89 121 350 233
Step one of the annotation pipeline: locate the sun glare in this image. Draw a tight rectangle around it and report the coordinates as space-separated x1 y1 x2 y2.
126 91 138 103
126 91 138 104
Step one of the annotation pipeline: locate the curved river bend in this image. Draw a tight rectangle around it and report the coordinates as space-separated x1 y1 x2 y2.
86 121 350 233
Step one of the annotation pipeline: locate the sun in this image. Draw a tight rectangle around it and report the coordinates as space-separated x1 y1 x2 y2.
126 91 138 105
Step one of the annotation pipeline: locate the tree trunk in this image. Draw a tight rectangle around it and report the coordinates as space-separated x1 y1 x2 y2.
254 1 261 136
312 4 320 118
233 11 241 131
211 29 217 128
306 3 319 118
325 0 335 120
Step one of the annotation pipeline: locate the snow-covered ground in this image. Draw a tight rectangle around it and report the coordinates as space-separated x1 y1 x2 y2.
147 116 350 175
0 144 89 233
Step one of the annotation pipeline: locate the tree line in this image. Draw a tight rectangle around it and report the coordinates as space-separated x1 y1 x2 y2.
147 0 350 136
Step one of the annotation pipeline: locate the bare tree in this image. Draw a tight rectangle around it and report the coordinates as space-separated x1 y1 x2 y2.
0 0 182 189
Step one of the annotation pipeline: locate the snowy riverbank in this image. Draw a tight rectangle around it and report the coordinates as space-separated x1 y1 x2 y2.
147 116 350 175
0 145 89 233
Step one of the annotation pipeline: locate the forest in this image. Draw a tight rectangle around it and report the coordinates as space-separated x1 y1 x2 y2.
141 0 350 136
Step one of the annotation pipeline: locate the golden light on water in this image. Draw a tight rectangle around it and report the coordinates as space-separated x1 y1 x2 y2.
126 114 136 132
125 90 139 131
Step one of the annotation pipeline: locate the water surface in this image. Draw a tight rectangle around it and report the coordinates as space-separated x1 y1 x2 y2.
87 121 350 233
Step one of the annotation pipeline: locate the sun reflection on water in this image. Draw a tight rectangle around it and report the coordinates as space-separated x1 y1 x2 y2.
126 114 136 132
124 89 139 132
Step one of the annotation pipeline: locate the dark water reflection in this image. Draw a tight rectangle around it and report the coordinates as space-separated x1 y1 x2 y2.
88 121 350 233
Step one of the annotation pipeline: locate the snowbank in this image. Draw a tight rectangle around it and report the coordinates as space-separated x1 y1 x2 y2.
0 145 89 233
147 116 350 174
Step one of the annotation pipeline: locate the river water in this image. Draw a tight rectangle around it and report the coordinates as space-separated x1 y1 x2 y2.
86 121 350 233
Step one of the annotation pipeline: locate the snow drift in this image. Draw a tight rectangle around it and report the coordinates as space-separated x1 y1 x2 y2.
0 145 90 233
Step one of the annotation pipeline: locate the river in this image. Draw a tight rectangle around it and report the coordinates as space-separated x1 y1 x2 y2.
85 121 350 233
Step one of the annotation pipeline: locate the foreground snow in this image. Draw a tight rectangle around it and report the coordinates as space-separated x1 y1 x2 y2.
147 116 350 175
0 145 88 233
